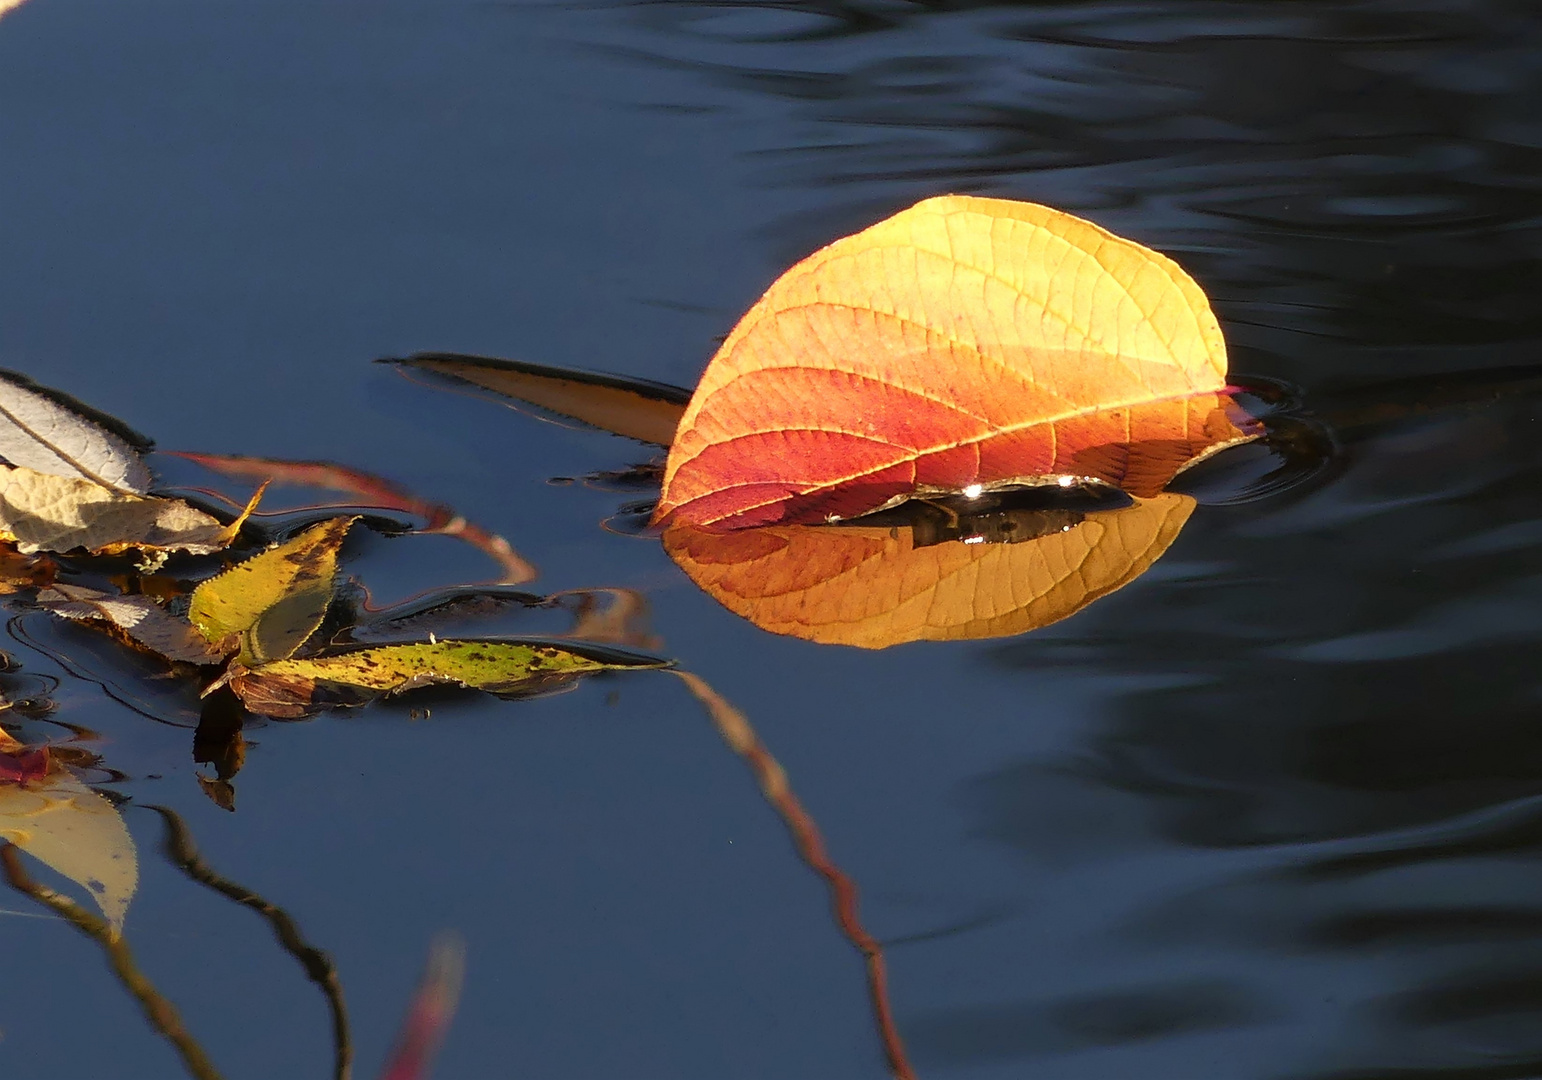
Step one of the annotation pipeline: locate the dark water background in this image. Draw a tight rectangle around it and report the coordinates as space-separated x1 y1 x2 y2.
2 1 1541 1077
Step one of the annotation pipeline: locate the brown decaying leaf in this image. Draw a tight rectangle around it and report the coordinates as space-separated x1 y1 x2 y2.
385 352 690 447
663 493 1195 648
38 583 227 665
656 195 1260 529
0 464 232 556
189 516 356 664
168 451 537 585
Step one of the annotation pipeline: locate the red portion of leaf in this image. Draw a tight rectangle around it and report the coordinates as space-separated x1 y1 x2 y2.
0 745 49 784
656 196 1251 529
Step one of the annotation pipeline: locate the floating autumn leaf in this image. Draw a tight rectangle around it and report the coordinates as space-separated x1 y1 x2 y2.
229 638 670 718
38 583 226 665
655 195 1261 529
0 369 153 494
663 492 1194 648
384 352 691 448
0 464 244 557
189 516 356 664
0 732 137 933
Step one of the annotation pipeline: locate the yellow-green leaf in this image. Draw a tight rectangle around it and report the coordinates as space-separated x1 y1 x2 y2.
231 638 669 718
0 768 138 933
189 517 356 664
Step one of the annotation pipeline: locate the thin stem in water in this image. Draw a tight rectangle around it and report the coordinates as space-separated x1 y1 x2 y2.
148 806 353 1080
0 843 225 1080
674 670 917 1080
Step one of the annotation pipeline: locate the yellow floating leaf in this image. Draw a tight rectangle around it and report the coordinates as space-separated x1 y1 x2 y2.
0 769 138 933
189 517 357 664
663 493 1194 648
38 584 227 665
0 464 231 556
231 638 669 718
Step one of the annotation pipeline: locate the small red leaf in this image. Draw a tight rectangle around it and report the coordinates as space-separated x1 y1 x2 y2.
0 744 50 784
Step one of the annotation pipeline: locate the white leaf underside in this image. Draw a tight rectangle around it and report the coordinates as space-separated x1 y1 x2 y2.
0 372 151 494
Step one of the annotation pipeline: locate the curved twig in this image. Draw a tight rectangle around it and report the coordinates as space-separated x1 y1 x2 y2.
674 670 917 1080
1 843 225 1080
147 806 353 1080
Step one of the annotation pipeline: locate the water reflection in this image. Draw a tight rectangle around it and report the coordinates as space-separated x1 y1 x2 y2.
664 489 1193 647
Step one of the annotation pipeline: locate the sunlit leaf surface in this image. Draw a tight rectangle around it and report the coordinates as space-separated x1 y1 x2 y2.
189 517 356 664
0 751 138 933
663 493 1194 648
0 465 231 556
231 639 669 718
39 584 227 665
656 195 1257 528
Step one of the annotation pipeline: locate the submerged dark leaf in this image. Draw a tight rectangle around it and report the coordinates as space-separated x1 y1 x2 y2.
385 352 691 447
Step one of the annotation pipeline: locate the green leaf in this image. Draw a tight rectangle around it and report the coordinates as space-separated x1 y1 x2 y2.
189 517 356 664
230 638 669 718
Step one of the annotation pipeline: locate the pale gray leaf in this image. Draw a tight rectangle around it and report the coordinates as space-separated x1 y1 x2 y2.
37 583 228 664
0 371 152 494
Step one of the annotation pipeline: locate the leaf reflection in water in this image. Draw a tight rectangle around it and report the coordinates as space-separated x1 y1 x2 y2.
664 491 1194 648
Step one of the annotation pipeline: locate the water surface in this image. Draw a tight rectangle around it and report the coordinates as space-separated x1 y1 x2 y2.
1 1 1540 1078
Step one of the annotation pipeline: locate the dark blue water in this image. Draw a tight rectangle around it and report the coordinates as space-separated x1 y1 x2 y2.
2 1 1540 1077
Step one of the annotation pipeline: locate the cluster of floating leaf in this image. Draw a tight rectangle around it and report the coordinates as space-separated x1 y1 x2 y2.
1 196 1339 1080
0 373 663 718
0 369 666 938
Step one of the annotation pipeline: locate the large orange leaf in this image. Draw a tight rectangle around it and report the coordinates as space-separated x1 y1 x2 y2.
655 195 1258 529
662 493 1193 648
